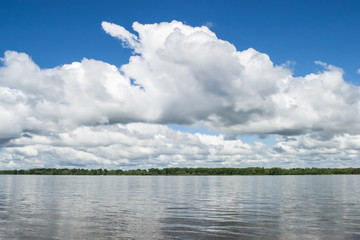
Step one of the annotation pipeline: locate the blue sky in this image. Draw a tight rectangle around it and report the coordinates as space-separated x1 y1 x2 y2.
1 0 359 82
1 0 360 169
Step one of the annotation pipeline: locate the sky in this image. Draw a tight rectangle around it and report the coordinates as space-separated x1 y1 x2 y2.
0 0 360 169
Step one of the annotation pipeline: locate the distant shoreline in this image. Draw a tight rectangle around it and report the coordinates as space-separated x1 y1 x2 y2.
0 167 359 175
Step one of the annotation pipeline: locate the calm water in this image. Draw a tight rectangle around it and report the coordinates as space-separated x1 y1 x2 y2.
0 175 359 239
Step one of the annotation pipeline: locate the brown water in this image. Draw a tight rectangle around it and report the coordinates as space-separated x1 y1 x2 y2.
0 175 359 239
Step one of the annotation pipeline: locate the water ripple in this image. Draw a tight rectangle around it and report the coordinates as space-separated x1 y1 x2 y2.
0 175 359 239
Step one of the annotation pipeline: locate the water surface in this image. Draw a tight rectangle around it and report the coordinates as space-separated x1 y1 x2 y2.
0 175 359 239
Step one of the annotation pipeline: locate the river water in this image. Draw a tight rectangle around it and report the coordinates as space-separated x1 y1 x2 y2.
0 175 359 239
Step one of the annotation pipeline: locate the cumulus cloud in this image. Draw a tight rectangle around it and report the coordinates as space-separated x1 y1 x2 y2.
114 21 360 135
1 20 360 168
0 50 152 139
2 124 360 170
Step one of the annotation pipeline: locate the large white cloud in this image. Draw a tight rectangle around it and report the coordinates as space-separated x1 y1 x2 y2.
1 20 360 169
0 50 149 139
108 20 360 135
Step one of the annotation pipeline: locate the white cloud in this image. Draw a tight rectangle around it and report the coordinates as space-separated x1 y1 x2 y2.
2 124 360 170
101 21 140 50
1 20 360 168
205 21 213 28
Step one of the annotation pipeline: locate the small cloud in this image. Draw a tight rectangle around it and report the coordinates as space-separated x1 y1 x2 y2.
101 21 139 50
205 21 214 28
314 60 343 73
314 60 327 67
357 68 360 74
280 60 295 68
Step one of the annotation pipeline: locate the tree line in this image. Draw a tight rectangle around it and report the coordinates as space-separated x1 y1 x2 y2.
0 167 359 175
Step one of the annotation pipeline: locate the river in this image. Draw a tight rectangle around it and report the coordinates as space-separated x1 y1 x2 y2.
0 175 359 239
